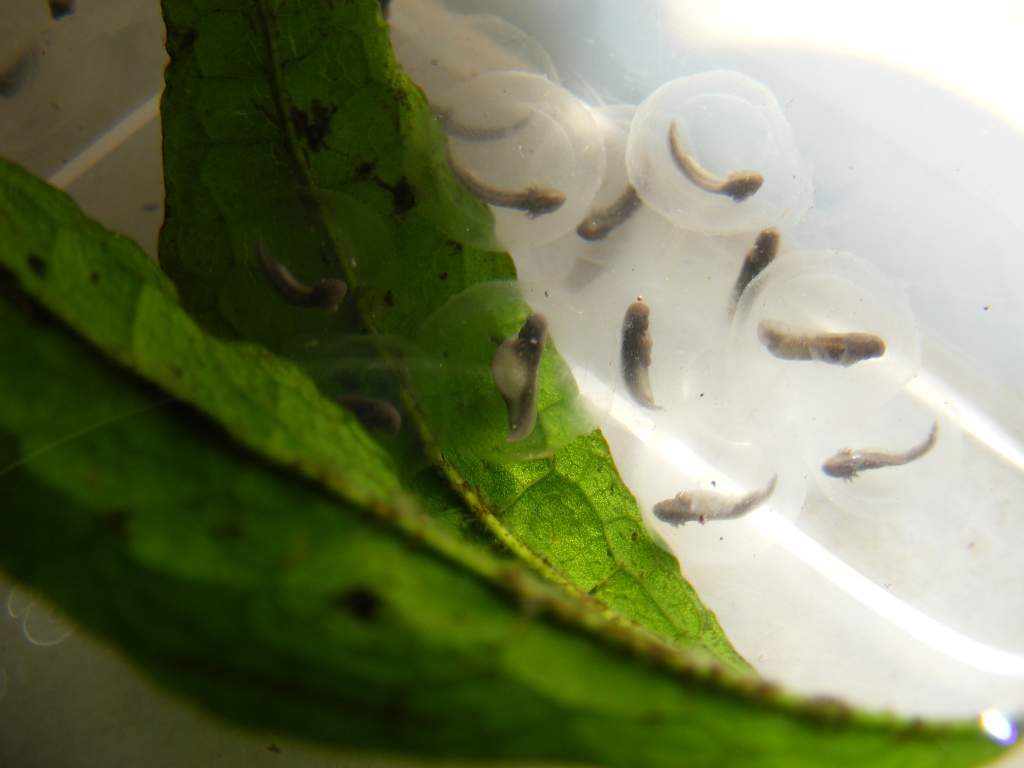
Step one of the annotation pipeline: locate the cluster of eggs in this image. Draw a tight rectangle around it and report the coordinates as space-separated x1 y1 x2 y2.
390 0 958 557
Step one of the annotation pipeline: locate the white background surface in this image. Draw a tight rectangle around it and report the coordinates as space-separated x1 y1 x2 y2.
1 0 1022 765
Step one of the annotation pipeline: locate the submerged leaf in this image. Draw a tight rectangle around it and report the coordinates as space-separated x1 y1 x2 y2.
0 178 1008 768
158 0 745 667
0 0 1015 764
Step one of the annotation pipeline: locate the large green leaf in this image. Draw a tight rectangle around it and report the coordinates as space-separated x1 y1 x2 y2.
157 0 744 667
0 173 1008 768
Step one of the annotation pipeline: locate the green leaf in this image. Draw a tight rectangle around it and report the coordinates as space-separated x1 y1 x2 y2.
157 0 746 668
0 176 1007 768
0 0 1016 763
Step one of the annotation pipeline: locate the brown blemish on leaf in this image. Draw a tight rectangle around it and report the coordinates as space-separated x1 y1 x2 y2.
334 586 382 622
392 178 416 213
104 508 130 538
354 161 375 180
290 100 337 152
27 254 46 277
211 520 244 540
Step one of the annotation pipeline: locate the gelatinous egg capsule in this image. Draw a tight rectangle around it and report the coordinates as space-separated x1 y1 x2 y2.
520 224 740 420
614 423 805 566
575 106 645 244
626 70 812 235
442 71 606 251
389 0 558 108
720 248 920 439
800 390 962 514
516 105 681 308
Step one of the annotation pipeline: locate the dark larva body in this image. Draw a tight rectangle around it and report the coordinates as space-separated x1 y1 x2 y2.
757 320 886 367
731 228 780 309
576 184 642 241
823 422 938 480
654 475 777 526
447 147 565 217
492 313 547 442
257 242 347 312
668 121 763 202
621 300 658 409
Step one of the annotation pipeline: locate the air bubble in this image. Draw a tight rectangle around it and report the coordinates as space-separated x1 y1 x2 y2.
721 248 920 439
390 0 558 106
442 71 606 250
6 587 29 619
22 601 73 647
626 70 811 235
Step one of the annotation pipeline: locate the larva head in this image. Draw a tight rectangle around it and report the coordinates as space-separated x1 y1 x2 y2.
844 334 886 363
752 228 781 265
821 449 858 479
624 300 650 330
518 312 548 346
523 186 567 218
722 172 764 202
652 494 694 526
824 333 886 366
310 278 349 312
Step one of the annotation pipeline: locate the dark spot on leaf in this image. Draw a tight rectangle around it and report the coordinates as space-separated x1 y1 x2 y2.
446 239 464 255
89 271 99 284
290 100 337 152
171 26 197 54
753 681 780 700
170 365 183 378
354 161 375 180
390 177 415 214
630 531 638 541
267 743 281 754
391 85 410 109
438 271 448 281
383 289 394 307
211 521 244 540
803 695 853 726
104 509 130 538
27 254 46 277
0 267 38 318
333 586 381 622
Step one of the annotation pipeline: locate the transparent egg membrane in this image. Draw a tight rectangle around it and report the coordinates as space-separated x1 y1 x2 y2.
391 0 1023 727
